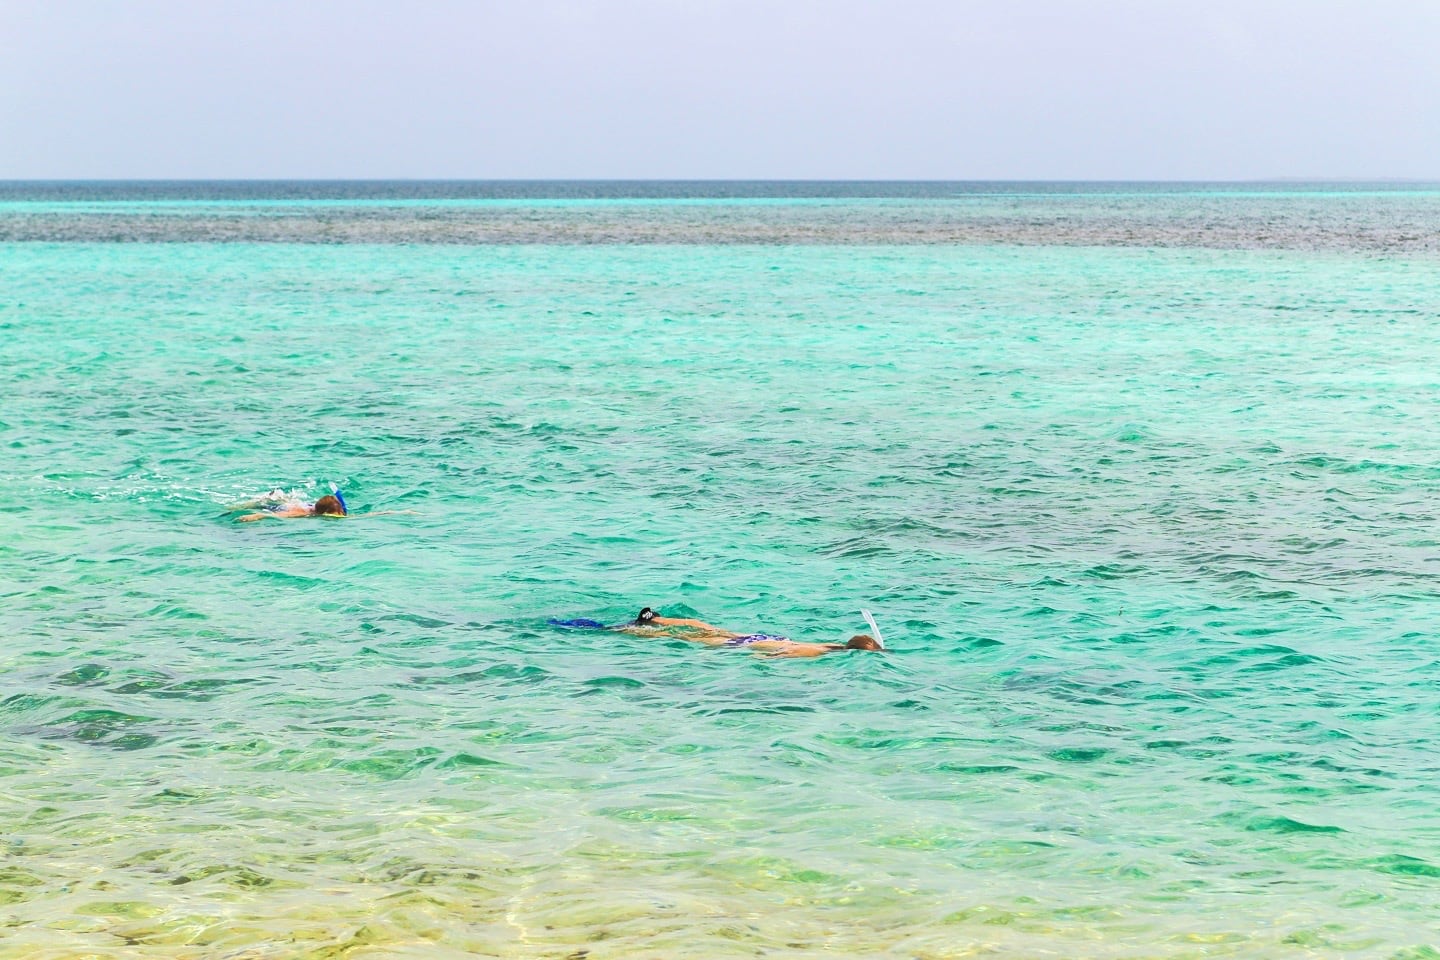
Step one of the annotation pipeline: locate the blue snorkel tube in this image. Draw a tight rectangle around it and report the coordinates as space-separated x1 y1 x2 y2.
329 482 348 516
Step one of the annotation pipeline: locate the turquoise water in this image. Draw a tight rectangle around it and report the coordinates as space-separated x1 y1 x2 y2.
2 186 1438 958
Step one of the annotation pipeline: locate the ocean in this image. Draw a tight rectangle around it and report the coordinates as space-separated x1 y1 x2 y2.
1 182 1437 958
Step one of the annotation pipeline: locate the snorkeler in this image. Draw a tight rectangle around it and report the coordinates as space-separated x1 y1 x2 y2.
235 493 347 521
232 486 416 522
615 607 885 659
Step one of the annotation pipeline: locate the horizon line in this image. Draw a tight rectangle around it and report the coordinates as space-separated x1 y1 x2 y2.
2 176 1438 184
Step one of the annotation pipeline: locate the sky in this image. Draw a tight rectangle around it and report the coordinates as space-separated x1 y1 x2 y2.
1 0 1436 180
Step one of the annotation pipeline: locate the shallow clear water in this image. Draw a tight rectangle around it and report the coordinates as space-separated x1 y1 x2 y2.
1 185 1438 958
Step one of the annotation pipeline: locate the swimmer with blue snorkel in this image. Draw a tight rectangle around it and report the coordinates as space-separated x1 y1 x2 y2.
233 485 416 522
613 607 886 658
237 493 346 521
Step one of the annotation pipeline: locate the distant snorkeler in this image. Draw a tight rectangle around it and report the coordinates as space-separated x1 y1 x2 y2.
231 485 415 522
610 607 886 659
235 493 347 521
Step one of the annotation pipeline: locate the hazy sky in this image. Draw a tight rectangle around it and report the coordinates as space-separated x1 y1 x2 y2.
2 0 1436 180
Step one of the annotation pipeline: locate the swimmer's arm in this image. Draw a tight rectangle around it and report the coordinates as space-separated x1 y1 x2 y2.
652 615 722 630
660 621 745 643
613 624 737 643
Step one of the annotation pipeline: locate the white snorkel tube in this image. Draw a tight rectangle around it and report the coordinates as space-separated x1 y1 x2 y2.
861 609 885 650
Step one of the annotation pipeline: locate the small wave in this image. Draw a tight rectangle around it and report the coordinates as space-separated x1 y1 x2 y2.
1370 854 1440 878
1244 816 1344 835
18 709 161 751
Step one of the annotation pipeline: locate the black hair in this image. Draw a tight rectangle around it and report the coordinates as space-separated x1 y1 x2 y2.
635 607 656 625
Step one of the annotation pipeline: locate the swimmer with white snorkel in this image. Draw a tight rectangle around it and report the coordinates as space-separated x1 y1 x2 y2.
608 607 887 658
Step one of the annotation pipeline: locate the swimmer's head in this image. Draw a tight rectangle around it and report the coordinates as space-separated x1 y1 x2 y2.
313 495 346 516
845 635 883 651
635 607 657 625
